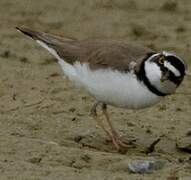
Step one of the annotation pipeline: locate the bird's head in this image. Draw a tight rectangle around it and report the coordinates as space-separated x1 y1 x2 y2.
142 51 187 96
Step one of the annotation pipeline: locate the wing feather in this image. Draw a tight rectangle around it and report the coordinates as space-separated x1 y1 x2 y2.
17 27 155 72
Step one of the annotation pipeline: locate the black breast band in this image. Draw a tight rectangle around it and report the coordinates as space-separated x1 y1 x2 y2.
137 53 168 97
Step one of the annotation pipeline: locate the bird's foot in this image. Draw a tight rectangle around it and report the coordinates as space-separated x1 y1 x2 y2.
110 135 136 153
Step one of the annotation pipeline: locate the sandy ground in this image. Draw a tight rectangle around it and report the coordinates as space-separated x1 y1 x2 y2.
0 0 191 179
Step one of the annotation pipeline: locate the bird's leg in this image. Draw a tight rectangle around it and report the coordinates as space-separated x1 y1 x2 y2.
101 103 119 137
90 102 120 149
101 103 131 149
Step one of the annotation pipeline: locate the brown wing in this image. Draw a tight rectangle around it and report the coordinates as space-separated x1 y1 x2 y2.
17 27 155 72
77 40 155 71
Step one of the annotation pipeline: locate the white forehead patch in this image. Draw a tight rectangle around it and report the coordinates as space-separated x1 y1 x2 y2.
147 53 161 61
164 61 181 77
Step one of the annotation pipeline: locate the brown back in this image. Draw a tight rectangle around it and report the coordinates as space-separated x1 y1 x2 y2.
17 27 155 72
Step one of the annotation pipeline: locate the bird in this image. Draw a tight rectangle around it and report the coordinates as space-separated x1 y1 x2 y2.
16 27 187 151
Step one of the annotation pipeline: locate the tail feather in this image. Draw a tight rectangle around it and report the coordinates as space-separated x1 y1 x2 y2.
16 26 79 64
16 27 40 40
16 26 75 46
17 26 79 82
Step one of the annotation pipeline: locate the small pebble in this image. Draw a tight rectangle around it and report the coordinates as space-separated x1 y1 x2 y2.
128 159 166 174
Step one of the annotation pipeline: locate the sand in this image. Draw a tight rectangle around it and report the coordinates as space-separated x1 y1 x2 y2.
0 0 191 179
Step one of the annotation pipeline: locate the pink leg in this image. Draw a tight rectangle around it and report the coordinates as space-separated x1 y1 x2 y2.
90 102 120 150
102 104 131 149
90 102 132 151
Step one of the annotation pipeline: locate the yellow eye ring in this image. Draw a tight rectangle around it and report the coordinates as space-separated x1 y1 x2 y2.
158 56 165 64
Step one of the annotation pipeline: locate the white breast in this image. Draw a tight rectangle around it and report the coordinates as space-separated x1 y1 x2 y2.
62 62 162 109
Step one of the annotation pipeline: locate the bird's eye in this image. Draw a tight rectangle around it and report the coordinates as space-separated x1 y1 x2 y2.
158 56 165 65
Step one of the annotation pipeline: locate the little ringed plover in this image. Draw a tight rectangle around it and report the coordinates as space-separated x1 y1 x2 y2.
17 27 187 151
